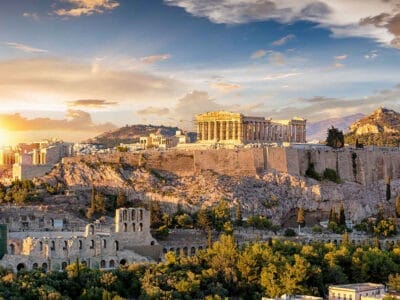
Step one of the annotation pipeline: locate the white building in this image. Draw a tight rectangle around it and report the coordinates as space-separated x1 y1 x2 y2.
329 283 385 300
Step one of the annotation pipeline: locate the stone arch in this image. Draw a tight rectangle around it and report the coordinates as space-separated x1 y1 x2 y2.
139 223 143 232
122 209 127 221
101 260 106 268
9 243 15 255
62 262 68 270
32 263 38 269
81 260 87 267
89 224 95 235
17 263 26 272
131 209 136 220
198 246 203 250
123 223 127 232
42 262 48 271
63 241 68 250
39 241 43 251
79 240 83 250
170 247 174 252
103 239 107 249
132 223 136 232
151 240 155 246
191 247 196 255
109 260 115 268
183 247 188 256
139 209 143 221
120 259 127 266
90 240 95 249
51 241 55 250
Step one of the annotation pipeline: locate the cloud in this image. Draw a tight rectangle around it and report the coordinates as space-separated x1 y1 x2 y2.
272 34 295 46
54 0 120 17
140 54 171 64
268 52 285 65
163 0 400 48
0 110 116 132
136 106 170 115
5 42 48 53
22 12 39 21
211 81 241 93
332 61 344 68
263 72 303 80
334 54 347 60
365 50 378 59
0 57 182 108
67 99 118 108
250 49 267 59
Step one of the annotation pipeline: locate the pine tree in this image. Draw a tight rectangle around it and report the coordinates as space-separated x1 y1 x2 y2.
338 203 346 226
297 207 305 227
386 176 391 201
395 195 400 218
326 126 344 149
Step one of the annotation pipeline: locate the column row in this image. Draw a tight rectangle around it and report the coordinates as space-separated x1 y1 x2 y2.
198 121 242 141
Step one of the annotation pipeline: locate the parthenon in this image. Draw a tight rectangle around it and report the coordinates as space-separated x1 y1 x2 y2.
195 111 306 144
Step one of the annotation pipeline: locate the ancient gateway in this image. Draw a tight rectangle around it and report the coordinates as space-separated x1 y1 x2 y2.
195 111 306 144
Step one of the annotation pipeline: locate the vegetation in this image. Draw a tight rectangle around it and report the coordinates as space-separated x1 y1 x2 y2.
323 168 341 183
345 132 400 147
326 126 344 149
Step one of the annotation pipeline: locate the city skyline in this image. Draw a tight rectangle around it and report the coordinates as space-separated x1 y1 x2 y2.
1 0 400 145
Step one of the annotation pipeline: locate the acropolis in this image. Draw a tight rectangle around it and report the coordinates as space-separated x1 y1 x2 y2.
195 111 306 144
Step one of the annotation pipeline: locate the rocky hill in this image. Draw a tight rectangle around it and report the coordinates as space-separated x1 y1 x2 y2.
85 124 181 147
307 113 364 142
345 107 400 146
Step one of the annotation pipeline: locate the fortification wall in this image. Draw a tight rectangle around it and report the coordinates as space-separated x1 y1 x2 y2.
63 148 400 185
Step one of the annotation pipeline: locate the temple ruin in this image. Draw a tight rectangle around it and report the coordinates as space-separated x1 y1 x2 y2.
195 111 306 144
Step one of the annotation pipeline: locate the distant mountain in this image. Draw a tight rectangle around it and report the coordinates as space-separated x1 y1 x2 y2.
307 113 365 142
85 124 181 148
345 107 400 146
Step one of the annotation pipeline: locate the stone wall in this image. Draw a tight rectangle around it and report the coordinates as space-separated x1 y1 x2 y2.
63 147 400 186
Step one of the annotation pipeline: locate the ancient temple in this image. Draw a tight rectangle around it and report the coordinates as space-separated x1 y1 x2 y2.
195 111 306 144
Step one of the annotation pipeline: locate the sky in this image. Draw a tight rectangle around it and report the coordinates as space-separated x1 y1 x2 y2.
1 0 400 145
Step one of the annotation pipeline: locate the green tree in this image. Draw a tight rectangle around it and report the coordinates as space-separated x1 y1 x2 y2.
212 199 231 231
326 126 344 149
235 205 243 226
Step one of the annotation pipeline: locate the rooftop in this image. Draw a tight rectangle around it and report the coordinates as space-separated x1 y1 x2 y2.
330 283 384 292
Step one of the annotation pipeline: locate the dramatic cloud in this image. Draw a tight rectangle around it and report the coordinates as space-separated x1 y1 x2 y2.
22 12 39 21
0 110 116 132
136 106 170 115
211 81 241 93
140 54 171 64
5 42 48 53
54 0 120 17
272 34 295 46
67 99 118 108
250 49 267 59
164 0 400 48
0 57 182 109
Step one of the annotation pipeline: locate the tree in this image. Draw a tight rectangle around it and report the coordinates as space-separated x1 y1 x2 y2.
395 195 400 217
235 205 243 226
338 203 346 227
150 201 163 229
297 207 305 229
326 126 344 149
212 199 231 231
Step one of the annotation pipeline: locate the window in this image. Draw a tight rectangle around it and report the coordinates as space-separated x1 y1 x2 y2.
51 241 55 251
39 241 43 251
103 239 107 249
139 223 143 232
63 241 68 250
123 223 127 232
79 240 83 250
139 210 143 221
90 240 94 249
115 241 119 251
122 210 127 221
131 210 136 220
132 223 136 232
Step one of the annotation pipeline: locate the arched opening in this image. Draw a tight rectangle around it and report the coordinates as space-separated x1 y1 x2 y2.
139 223 143 232
89 225 94 235
81 260 87 267
115 240 119 251
109 260 115 268
176 248 180 256
191 247 196 255
79 240 83 250
150 241 155 246
39 241 43 251
42 263 48 271
139 210 143 221
183 247 188 256
17 263 26 272
103 239 107 249
119 259 127 266
61 262 67 270
90 240 94 249
100 260 106 268
9 244 15 255
63 241 68 250
32 263 38 269
122 210 127 221
170 247 174 252
132 223 136 232
131 210 136 220
50 241 55 251
123 223 127 232
198 246 203 250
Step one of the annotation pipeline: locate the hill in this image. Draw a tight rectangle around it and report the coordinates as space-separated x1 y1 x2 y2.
85 124 181 148
345 107 400 146
307 113 364 142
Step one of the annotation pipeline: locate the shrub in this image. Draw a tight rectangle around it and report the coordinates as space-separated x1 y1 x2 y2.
323 168 341 183
284 228 296 237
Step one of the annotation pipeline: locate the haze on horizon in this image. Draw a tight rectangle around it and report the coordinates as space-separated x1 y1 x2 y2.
1 0 400 145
